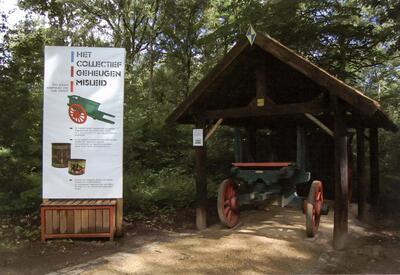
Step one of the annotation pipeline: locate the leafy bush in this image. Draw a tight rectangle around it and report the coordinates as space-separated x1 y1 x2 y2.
124 167 195 214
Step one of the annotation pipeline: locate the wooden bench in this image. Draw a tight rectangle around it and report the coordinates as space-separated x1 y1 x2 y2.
40 199 116 242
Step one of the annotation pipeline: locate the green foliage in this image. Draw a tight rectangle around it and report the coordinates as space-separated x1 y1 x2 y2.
124 167 195 213
0 0 399 217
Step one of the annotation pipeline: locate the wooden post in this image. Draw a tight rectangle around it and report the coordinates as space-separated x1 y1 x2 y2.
370 127 379 206
333 99 348 250
115 198 123 236
356 127 367 220
296 126 306 171
234 128 243 162
247 127 257 161
195 121 207 230
255 62 275 107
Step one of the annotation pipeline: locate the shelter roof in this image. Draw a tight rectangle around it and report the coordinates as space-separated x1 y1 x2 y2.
167 32 397 132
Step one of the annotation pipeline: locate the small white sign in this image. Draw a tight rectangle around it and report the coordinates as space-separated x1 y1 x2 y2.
193 129 204 147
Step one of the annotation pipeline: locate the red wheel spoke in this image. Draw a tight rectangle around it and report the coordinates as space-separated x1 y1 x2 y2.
224 206 230 216
227 209 232 221
218 179 239 228
306 181 324 237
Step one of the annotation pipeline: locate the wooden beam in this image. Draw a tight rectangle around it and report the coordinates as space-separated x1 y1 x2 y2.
333 99 349 250
370 127 379 206
195 120 207 230
305 113 333 136
356 127 367 220
205 99 326 119
205 118 223 141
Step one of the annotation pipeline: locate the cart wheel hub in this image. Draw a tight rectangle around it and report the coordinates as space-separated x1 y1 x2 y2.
230 196 238 210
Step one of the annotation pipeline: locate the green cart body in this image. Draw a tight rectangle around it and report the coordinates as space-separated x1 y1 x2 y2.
230 162 310 206
218 128 328 237
67 95 115 124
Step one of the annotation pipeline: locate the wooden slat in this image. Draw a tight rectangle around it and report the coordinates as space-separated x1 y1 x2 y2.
45 210 53 234
110 206 116 240
103 209 109 233
44 232 111 239
74 210 82 233
88 210 96 232
81 200 90 205
67 210 74 233
60 210 67 234
95 210 103 232
52 210 60 233
81 210 89 233
108 200 117 205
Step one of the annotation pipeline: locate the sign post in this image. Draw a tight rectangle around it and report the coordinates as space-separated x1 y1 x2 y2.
42 46 125 239
43 46 125 199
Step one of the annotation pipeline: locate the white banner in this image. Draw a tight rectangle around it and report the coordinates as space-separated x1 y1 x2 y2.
43 46 125 198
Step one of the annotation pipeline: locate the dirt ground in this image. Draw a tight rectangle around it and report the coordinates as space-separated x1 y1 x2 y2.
2 199 400 274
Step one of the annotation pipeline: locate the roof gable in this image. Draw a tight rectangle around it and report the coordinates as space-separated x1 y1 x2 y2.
167 32 396 132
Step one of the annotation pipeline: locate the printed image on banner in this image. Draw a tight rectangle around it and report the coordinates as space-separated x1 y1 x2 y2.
43 46 125 198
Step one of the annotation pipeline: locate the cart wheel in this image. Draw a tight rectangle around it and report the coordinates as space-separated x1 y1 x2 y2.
305 180 323 237
68 104 87 124
217 179 239 228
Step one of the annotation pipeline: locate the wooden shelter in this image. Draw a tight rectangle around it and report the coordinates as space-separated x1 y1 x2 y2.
167 32 397 249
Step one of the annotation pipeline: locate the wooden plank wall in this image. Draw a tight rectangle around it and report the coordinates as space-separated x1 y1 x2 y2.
44 208 111 234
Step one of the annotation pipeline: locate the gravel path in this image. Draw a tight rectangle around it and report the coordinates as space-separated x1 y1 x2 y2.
51 204 400 274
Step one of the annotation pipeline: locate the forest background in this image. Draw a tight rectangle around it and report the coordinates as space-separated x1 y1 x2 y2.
0 0 399 230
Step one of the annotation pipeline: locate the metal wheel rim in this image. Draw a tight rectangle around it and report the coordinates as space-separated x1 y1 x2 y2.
217 179 239 228
305 181 323 237
68 104 87 124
